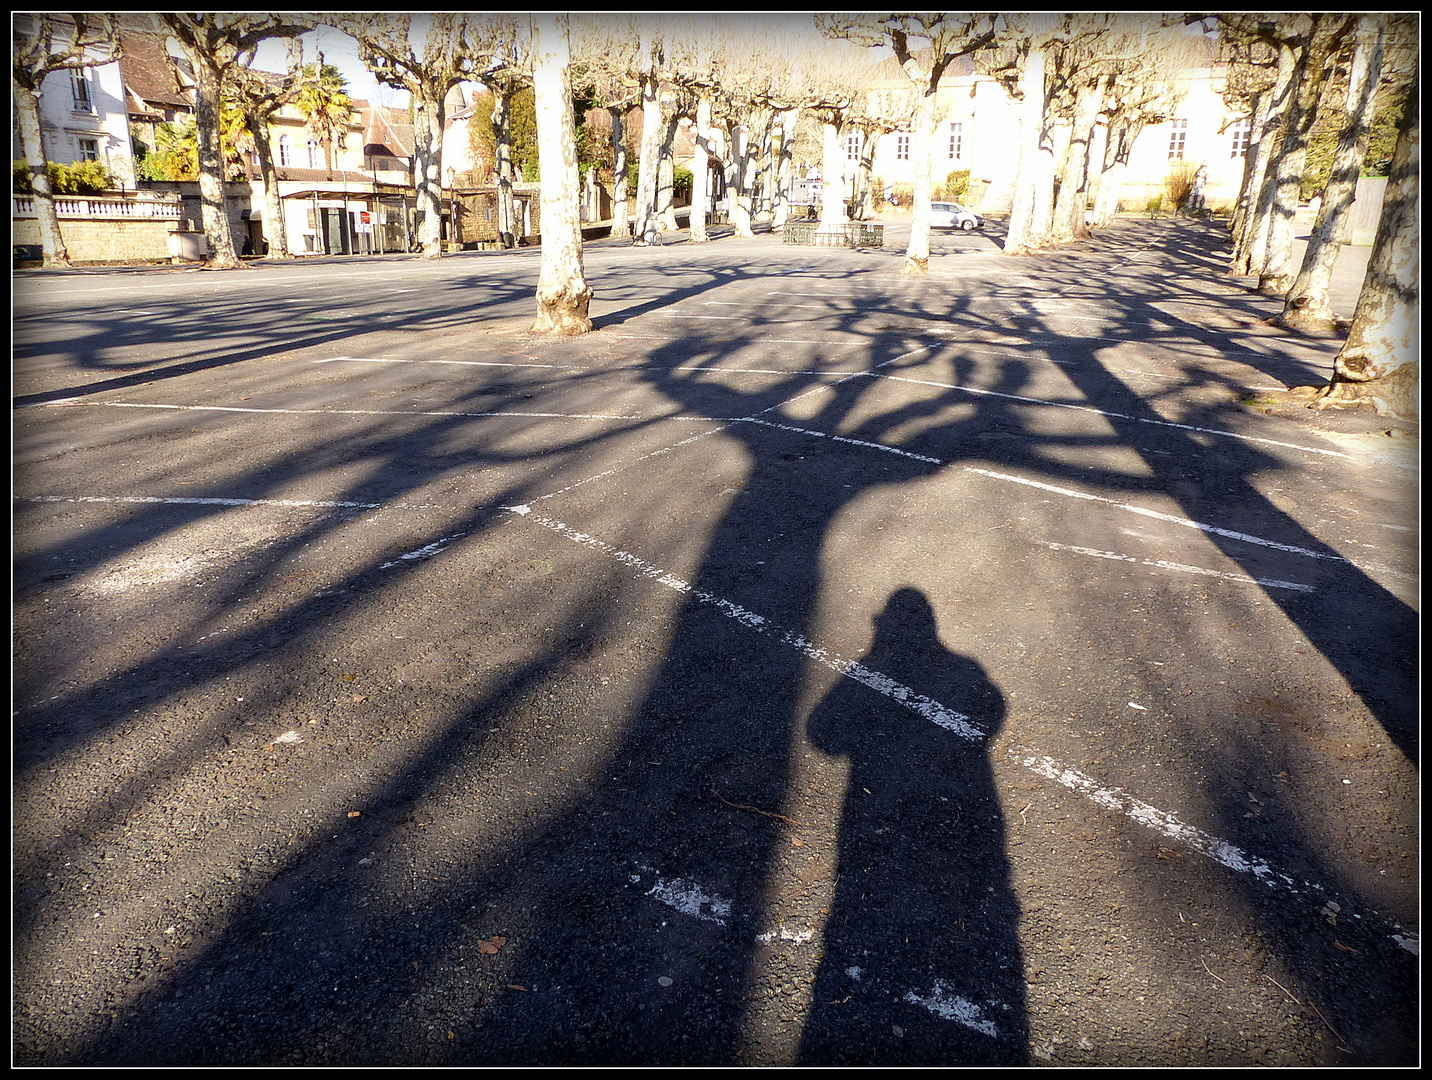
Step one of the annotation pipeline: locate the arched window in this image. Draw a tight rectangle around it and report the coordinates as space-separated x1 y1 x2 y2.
308 140 321 168
278 134 292 167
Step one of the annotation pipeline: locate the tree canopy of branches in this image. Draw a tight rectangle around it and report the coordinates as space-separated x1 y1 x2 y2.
13 13 123 267
332 13 511 258
159 13 314 268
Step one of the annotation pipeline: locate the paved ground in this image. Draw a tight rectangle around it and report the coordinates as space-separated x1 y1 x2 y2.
12 218 1419 1066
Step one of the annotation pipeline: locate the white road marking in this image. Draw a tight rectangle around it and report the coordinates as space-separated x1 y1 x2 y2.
970 467 1411 581
501 504 984 740
879 374 1352 460
22 494 382 509
57 401 647 422
497 505 1414 955
315 356 573 369
1036 540 1317 592
904 983 1001 1037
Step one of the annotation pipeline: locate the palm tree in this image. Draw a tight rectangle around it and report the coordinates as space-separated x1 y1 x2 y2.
295 58 354 170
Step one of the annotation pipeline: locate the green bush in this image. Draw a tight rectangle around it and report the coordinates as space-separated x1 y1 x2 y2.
1146 195 1163 217
12 159 113 195
942 168 970 202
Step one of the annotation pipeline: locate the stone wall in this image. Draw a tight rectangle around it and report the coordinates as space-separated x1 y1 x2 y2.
13 214 176 265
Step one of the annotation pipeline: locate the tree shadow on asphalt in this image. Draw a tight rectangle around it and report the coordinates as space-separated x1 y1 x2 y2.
15 219 1416 1065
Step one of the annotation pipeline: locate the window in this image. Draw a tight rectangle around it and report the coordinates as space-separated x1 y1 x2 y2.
948 122 964 161
846 133 861 163
70 69 93 111
1229 117 1252 158
77 138 99 162
308 140 321 168
278 134 292 167
1168 118 1187 160
896 132 910 161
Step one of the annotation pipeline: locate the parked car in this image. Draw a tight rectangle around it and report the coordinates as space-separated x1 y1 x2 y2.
929 201 983 231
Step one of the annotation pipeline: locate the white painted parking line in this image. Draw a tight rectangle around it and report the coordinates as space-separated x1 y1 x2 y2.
502 504 985 740
497 505 1415 956
51 401 651 422
880 374 1352 461
1036 540 1316 592
606 333 853 347
21 494 384 509
967 467 1412 581
315 356 573 369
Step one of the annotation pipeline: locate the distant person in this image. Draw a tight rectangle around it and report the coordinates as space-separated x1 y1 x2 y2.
1191 164 1207 215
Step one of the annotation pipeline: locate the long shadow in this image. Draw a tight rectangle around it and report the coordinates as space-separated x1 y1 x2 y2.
18 220 1414 1065
798 588 1024 1065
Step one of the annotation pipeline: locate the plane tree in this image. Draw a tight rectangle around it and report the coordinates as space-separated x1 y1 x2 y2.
818 12 1001 273
159 13 313 269
13 13 123 268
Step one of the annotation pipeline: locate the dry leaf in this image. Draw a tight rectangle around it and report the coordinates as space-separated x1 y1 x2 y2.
507 984 527 992
352 694 367 703
348 811 361 818
1333 941 1360 953
478 935 507 955
790 836 803 847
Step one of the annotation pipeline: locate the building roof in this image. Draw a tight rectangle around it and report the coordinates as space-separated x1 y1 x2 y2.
118 31 192 112
358 103 414 159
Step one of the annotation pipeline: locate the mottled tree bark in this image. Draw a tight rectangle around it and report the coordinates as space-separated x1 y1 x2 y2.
12 84 70 267
531 14 592 335
1279 17 1386 330
818 116 848 229
658 111 679 231
188 56 242 268
772 107 800 231
1313 78 1418 420
631 56 663 243
494 87 517 248
248 108 290 257
609 105 629 236
690 95 712 243
412 89 446 257
1050 76 1104 244
902 91 937 275
1232 43 1297 277
1005 41 1049 256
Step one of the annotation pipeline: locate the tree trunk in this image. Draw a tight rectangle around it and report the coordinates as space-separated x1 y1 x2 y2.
903 91 937 275
609 105 629 236
413 88 446 258
1005 41 1048 256
530 14 592 335
192 56 241 269
690 95 711 243
632 69 663 243
1229 89 1270 243
495 88 517 248
658 111 678 231
1050 76 1104 244
1233 41 1298 277
1279 16 1386 330
13 82 71 268
249 108 289 257
772 107 799 230
1313 76 1418 420
818 115 847 229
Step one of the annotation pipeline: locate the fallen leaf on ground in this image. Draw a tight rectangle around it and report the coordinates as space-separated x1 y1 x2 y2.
348 811 361 818
351 694 367 703
507 984 527 991
478 935 507 955
1333 941 1360 953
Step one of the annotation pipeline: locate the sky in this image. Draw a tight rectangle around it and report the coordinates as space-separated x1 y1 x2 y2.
252 25 409 110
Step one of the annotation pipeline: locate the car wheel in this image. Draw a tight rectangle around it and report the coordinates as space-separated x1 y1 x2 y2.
960 219 976 231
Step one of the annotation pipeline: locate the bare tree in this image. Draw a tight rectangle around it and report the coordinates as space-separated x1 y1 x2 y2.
1277 15 1388 330
12 13 123 268
229 39 309 258
1311 75 1418 420
334 14 506 258
818 13 1001 273
530 14 592 335
159 13 313 269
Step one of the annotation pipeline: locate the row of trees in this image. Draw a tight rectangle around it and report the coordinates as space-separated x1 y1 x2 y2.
12 14 1417 413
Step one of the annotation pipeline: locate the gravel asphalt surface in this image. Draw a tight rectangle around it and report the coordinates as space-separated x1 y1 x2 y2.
12 217 1418 1065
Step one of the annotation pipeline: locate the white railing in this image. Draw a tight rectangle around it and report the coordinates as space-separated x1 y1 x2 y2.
12 194 184 219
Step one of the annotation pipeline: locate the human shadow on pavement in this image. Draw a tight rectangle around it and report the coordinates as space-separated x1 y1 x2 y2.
797 588 1026 1066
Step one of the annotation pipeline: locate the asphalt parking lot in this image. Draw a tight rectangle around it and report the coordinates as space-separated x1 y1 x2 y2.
12 217 1418 1065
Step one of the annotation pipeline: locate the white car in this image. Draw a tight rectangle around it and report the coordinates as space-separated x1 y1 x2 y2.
929 201 984 231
